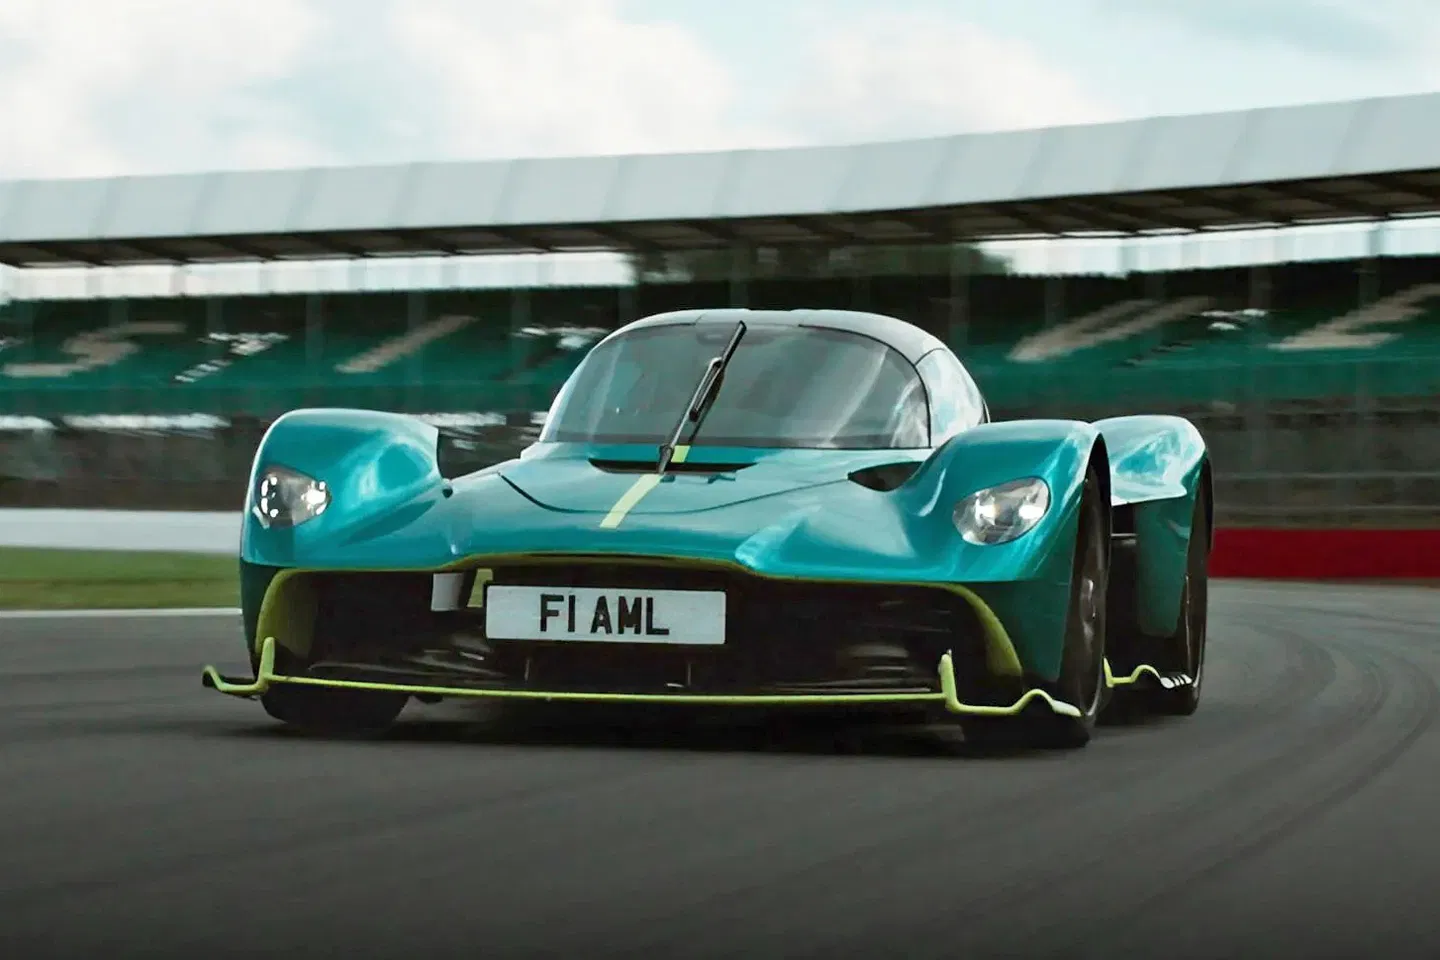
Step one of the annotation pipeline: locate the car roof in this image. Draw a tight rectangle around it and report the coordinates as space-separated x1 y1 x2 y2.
606 309 949 366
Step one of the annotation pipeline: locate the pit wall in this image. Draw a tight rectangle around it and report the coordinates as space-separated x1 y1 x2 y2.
1211 528 1440 580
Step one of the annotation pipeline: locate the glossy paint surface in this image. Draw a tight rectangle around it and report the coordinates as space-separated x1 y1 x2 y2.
242 421 1096 579
234 312 1209 683
1096 415 1210 637
236 406 1206 681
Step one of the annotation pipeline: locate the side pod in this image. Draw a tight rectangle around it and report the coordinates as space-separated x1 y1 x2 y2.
1095 414 1209 638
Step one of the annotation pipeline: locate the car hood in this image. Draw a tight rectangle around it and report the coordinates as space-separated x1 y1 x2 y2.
241 437 1070 593
497 444 926 516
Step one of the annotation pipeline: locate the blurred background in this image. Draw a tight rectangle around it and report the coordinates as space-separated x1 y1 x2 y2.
4 224 1438 529
1 0 1438 532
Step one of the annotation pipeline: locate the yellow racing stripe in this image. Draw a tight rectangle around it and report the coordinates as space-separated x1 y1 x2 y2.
599 445 689 529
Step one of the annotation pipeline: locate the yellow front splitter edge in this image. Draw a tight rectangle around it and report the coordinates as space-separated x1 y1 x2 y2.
202 636 1086 719
1105 661 1195 690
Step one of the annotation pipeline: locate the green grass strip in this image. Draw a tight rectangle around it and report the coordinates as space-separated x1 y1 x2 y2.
0 548 238 610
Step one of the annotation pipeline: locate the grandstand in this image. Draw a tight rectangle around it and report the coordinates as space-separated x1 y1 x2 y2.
2 92 1440 525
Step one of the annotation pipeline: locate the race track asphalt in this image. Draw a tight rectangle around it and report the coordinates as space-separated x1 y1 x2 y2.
2 581 1439 959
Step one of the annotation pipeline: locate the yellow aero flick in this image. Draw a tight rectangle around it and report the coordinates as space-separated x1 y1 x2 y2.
599 445 689 529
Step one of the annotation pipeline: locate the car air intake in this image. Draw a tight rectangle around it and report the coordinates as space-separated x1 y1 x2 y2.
847 462 920 492
588 458 754 474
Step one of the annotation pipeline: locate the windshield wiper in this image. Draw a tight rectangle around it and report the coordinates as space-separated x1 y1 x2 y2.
657 320 747 476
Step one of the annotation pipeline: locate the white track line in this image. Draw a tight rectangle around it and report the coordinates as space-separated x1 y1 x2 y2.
0 607 241 620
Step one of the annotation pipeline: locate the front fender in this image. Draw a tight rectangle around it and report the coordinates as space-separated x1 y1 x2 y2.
898 419 1103 682
240 408 447 567
900 418 1098 543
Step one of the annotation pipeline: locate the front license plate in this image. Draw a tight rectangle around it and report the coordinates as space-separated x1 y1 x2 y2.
483 585 727 645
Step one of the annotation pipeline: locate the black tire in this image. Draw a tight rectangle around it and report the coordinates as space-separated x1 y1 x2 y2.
1147 492 1209 716
963 466 1109 750
253 643 409 735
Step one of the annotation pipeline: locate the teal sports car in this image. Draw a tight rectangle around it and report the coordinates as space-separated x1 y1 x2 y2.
203 308 1211 749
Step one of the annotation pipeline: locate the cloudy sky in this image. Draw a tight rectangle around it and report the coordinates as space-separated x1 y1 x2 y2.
0 0 1436 181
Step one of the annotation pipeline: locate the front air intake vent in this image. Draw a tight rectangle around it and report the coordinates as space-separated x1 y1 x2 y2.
847 462 920 492
589 459 754 474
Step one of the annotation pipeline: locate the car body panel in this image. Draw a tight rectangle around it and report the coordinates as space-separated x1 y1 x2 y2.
1096 414 1209 636
229 309 1210 700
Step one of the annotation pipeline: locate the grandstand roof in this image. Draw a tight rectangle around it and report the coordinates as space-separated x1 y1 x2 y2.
1 92 1438 267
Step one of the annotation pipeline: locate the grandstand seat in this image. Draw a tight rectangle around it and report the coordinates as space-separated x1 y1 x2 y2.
965 273 1440 415
0 289 607 417
4 256 1440 425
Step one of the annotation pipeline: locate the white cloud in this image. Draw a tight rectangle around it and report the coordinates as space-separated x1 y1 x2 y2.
0 0 326 179
386 0 783 159
1415 18 1440 86
775 11 1119 142
1097 0 1415 61
0 0 1121 181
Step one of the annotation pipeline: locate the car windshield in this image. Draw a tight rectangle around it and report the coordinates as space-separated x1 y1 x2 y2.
540 321 931 449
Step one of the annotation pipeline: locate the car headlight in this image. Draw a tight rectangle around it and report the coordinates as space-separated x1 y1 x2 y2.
953 477 1050 545
252 465 330 529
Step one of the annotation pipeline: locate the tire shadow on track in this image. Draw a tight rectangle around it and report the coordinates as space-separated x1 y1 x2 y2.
60 697 1195 763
